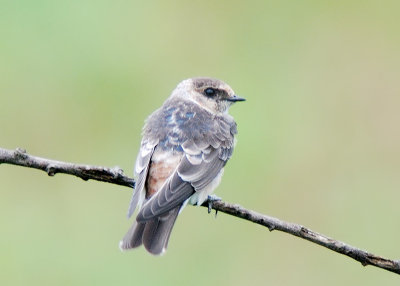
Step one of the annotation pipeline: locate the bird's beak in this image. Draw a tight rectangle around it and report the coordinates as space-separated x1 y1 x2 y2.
227 95 246 102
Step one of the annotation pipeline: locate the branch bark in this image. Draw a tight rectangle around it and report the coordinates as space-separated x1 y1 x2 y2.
0 147 135 188
1 147 399 275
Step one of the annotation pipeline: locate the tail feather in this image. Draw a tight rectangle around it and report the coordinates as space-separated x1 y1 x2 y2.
142 207 180 255
119 221 145 250
120 206 180 255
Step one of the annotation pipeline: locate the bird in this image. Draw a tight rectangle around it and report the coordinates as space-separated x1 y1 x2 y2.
119 77 245 255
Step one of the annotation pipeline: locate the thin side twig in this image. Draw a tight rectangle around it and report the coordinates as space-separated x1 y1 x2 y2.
1 147 399 275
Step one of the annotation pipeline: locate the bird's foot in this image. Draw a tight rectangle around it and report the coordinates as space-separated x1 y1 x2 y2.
207 194 222 215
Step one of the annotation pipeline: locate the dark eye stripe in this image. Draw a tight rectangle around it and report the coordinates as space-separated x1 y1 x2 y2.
204 88 216 97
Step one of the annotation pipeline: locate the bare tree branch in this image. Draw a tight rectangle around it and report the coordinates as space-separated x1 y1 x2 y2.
0 147 134 188
1 147 399 275
202 200 400 275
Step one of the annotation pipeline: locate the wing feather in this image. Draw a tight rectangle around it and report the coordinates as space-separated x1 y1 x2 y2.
137 173 194 221
135 105 237 222
127 139 158 218
137 145 231 222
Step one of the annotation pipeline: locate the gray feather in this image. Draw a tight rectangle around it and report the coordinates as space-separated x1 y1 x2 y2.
142 206 180 255
119 221 145 250
136 173 194 222
127 140 157 218
136 146 227 222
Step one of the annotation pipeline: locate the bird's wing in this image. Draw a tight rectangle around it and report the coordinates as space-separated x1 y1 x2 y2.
136 130 235 222
127 138 158 218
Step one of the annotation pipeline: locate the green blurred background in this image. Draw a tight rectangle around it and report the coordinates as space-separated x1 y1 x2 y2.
1 0 400 285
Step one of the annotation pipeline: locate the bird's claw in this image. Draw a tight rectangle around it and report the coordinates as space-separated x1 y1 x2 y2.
207 194 222 215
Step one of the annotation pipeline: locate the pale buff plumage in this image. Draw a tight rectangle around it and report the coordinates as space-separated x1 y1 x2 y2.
120 77 245 255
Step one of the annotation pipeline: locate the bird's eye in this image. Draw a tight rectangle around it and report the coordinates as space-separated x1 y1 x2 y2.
204 88 216 97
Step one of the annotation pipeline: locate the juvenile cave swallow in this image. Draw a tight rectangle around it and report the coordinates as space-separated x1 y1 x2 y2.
120 77 245 255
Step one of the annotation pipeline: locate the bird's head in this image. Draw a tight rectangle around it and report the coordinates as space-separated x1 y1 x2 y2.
171 77 245 114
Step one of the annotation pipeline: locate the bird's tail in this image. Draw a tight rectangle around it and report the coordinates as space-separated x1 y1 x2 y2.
119 206 180 255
